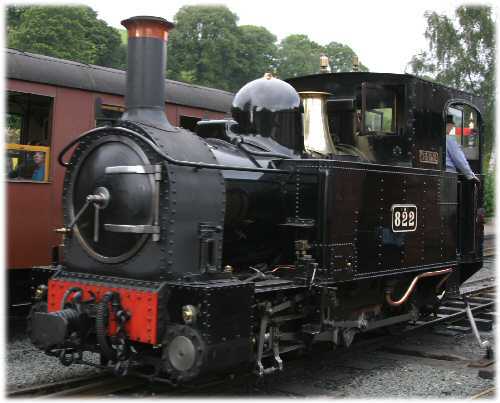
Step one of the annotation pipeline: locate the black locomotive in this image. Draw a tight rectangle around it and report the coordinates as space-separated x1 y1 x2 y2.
29 16 485 382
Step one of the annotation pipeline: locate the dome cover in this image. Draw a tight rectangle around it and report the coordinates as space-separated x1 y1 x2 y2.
231 74 303 152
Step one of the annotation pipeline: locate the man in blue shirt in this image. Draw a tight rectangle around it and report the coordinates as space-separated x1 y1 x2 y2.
445 115 479 182
32 151 45 181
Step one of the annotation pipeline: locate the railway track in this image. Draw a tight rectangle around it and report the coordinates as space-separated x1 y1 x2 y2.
409 285 495 334
7 371 154 398
483 233 495 257
471 386 495 399
8 283 495 398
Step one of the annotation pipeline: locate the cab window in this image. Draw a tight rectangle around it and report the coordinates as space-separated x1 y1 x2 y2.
6 92 52 182
447 104 480 161
326 83 408 166
361 83 399 135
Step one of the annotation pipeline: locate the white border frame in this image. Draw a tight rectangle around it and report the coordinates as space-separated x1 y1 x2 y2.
391 204 418 233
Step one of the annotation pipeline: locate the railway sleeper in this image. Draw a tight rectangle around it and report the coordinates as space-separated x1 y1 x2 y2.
468 297 495 304
477 312 496 321
456 317 493 331
438 306 466 315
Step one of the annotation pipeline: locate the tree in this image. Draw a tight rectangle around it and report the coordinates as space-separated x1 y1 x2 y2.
276 35 368 79
275 34 323 79
484 171 495 217
409 6 495 156
166 5 367 88
323 42 368 72
167 5 241 91
7 5 28 31
7 6 125 68
235 25 277 87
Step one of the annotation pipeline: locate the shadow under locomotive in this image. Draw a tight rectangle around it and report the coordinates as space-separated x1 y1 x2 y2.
28 16 485 382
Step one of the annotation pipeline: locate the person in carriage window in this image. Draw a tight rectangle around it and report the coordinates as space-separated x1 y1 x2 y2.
445 115 479 182
31 151 46 181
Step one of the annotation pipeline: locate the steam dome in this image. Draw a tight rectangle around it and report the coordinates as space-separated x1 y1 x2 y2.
231 74 303 152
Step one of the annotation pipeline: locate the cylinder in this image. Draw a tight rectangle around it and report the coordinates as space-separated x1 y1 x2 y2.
121 16 175 129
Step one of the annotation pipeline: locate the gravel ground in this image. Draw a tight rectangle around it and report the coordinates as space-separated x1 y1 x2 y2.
218 331 495 398
7 335 100 389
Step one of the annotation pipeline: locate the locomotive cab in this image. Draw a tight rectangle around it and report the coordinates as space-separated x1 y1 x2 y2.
287 72 484 272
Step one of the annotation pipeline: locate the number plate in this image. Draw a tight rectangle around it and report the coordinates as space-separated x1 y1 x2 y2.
391 204 417 232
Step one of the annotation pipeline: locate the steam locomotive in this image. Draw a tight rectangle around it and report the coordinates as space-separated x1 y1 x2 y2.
28 16 485 383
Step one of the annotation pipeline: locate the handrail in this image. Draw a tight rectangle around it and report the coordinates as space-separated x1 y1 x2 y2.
57 125 300 175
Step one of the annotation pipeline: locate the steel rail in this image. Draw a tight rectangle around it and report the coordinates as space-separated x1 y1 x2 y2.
42 375 147 398
7 374 147 398
6 373 108 397
405 285 495 333
470 386 495 399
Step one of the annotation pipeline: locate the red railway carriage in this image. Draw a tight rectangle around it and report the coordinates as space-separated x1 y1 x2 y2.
6 48 234 307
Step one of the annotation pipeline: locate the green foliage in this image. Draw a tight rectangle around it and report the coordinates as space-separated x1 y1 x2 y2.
7 4 368 91
167 5 367 89
167 5 241 91
235 25 277 86
7 5 28 30
119 29 127 44
323 42 368 73
276 35 367 79
483 171 495 217
276 35 323 78
409 6 495 156
7 5 126 68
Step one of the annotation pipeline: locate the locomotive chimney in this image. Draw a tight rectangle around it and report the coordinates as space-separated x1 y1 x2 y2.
121 16 175 130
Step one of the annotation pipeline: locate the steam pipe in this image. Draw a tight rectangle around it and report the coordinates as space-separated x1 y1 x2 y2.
435 272 452 292
385 268 453 307
236 138 293 159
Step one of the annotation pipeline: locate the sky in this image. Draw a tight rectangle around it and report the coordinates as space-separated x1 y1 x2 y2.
13 0 494 74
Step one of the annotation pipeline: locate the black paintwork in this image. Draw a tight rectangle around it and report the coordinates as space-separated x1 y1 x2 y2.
277 159 461 282
122 34 174 130
64 72 484 283
63 121 226 280
34 60 486 383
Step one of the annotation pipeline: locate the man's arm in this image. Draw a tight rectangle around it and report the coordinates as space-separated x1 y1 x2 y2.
446 137 478 180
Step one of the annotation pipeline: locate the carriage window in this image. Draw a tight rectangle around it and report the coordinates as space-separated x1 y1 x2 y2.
7 113 22 144
6 92 52 182
95 103 124 127
6 145 50 182
180 115 201 131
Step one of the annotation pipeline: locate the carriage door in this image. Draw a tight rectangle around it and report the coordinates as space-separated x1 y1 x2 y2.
447 104 482 260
